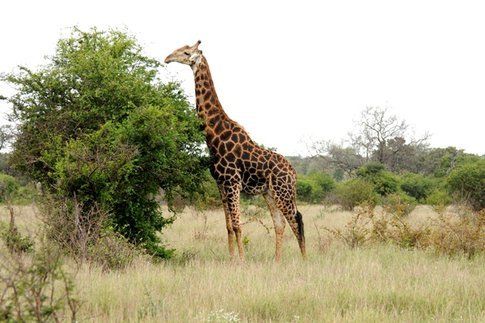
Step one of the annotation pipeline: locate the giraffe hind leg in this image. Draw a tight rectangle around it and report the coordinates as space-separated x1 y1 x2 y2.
264 193 286 262
282 208 306 259
221 199 236 259
270 182 306 259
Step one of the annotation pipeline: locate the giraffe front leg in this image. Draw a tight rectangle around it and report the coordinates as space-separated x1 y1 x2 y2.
221 199 236 259
219 183 243 261
220 183 244 262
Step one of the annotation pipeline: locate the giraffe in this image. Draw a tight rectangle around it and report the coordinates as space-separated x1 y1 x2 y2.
165 41 305 261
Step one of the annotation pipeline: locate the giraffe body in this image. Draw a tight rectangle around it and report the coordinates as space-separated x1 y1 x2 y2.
165 41 305 261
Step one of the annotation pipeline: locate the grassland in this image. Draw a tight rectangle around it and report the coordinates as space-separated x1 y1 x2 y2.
1 204 484 322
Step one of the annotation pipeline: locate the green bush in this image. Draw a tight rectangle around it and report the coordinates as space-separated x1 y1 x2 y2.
447 159 485 211
400 173 434 201
0 220 34 254
380 191 417 216
296 172 335 203
357 162 398 196
192 175 222 210
0 173 19 202
425 189 452 207
0 153 10 173
296 178 314 202
0 173 38 204
308 172 335 198
4 28 207 257
335 179 377 210
0 243 79 321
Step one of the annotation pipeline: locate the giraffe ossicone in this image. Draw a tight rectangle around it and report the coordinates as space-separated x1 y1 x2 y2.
165 41 306 262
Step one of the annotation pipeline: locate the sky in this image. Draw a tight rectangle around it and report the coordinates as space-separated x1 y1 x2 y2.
1 0 484 156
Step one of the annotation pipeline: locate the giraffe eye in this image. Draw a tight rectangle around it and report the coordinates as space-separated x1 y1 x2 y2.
184 51 190 55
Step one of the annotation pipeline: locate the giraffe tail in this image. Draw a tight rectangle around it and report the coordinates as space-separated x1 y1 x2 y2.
295 210 306 258
295 210 305 244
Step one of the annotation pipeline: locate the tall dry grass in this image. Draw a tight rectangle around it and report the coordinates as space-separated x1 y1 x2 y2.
1 204 484 322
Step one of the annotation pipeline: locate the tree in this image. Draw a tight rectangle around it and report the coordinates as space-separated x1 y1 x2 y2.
0 125 13 151
356 162 399 196
311 140 364 177
378 136 429 173
2 28 207 257
350 106 429 165
447 159 485 211
311 107 429 177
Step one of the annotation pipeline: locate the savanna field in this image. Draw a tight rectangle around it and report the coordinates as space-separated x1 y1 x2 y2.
1 28 484 323
1 204 484 322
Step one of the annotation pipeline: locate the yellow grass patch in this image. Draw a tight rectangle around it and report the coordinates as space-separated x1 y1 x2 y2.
1 205 484 322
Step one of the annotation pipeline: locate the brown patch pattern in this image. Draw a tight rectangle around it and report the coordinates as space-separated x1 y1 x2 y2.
192 56 306 262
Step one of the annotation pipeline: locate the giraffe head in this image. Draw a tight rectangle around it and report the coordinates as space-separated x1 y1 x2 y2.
164 40 202 66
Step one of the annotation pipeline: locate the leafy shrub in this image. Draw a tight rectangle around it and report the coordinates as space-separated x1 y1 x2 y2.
0 244 79 322
357 162 385 177
323 204 485 258
192 175 222 210
0 173 19 202
308 172 335 201
41 196 144 269
426 189 452 207
400 173 434 201
373 215 430 249
357 162 399 196
88 231 141 270
0 206 33 254
0 153 10 173
429 209 485 259
447 159 485 211
0 173 38 205
324 206 372 248
321 205 484 258
0 223 34 254
334 179 377 210
296 172 335 203
381 191 417 216
296 178 314 203
4 28 207 257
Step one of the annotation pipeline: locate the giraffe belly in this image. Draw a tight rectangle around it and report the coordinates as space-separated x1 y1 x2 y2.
241 175 268 195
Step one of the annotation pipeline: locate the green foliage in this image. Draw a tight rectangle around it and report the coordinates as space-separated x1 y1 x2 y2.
0 173 38 204
380 192 417 217
296 178 314 202
334 179 377 210
308 172 335 200
192 174 222 210
425 189 452 207
3 28 207 257
357 162 399 196
0 153 10 173
447 159 485 211
0 243 79 322
356 162 385 177
39 196 143 270
0 173 19 202
87 231 141 270
0 225 34 254
296 172 335 203
400 173 434 201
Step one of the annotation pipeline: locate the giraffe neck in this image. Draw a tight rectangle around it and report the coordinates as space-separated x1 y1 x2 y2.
192 56 227 125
